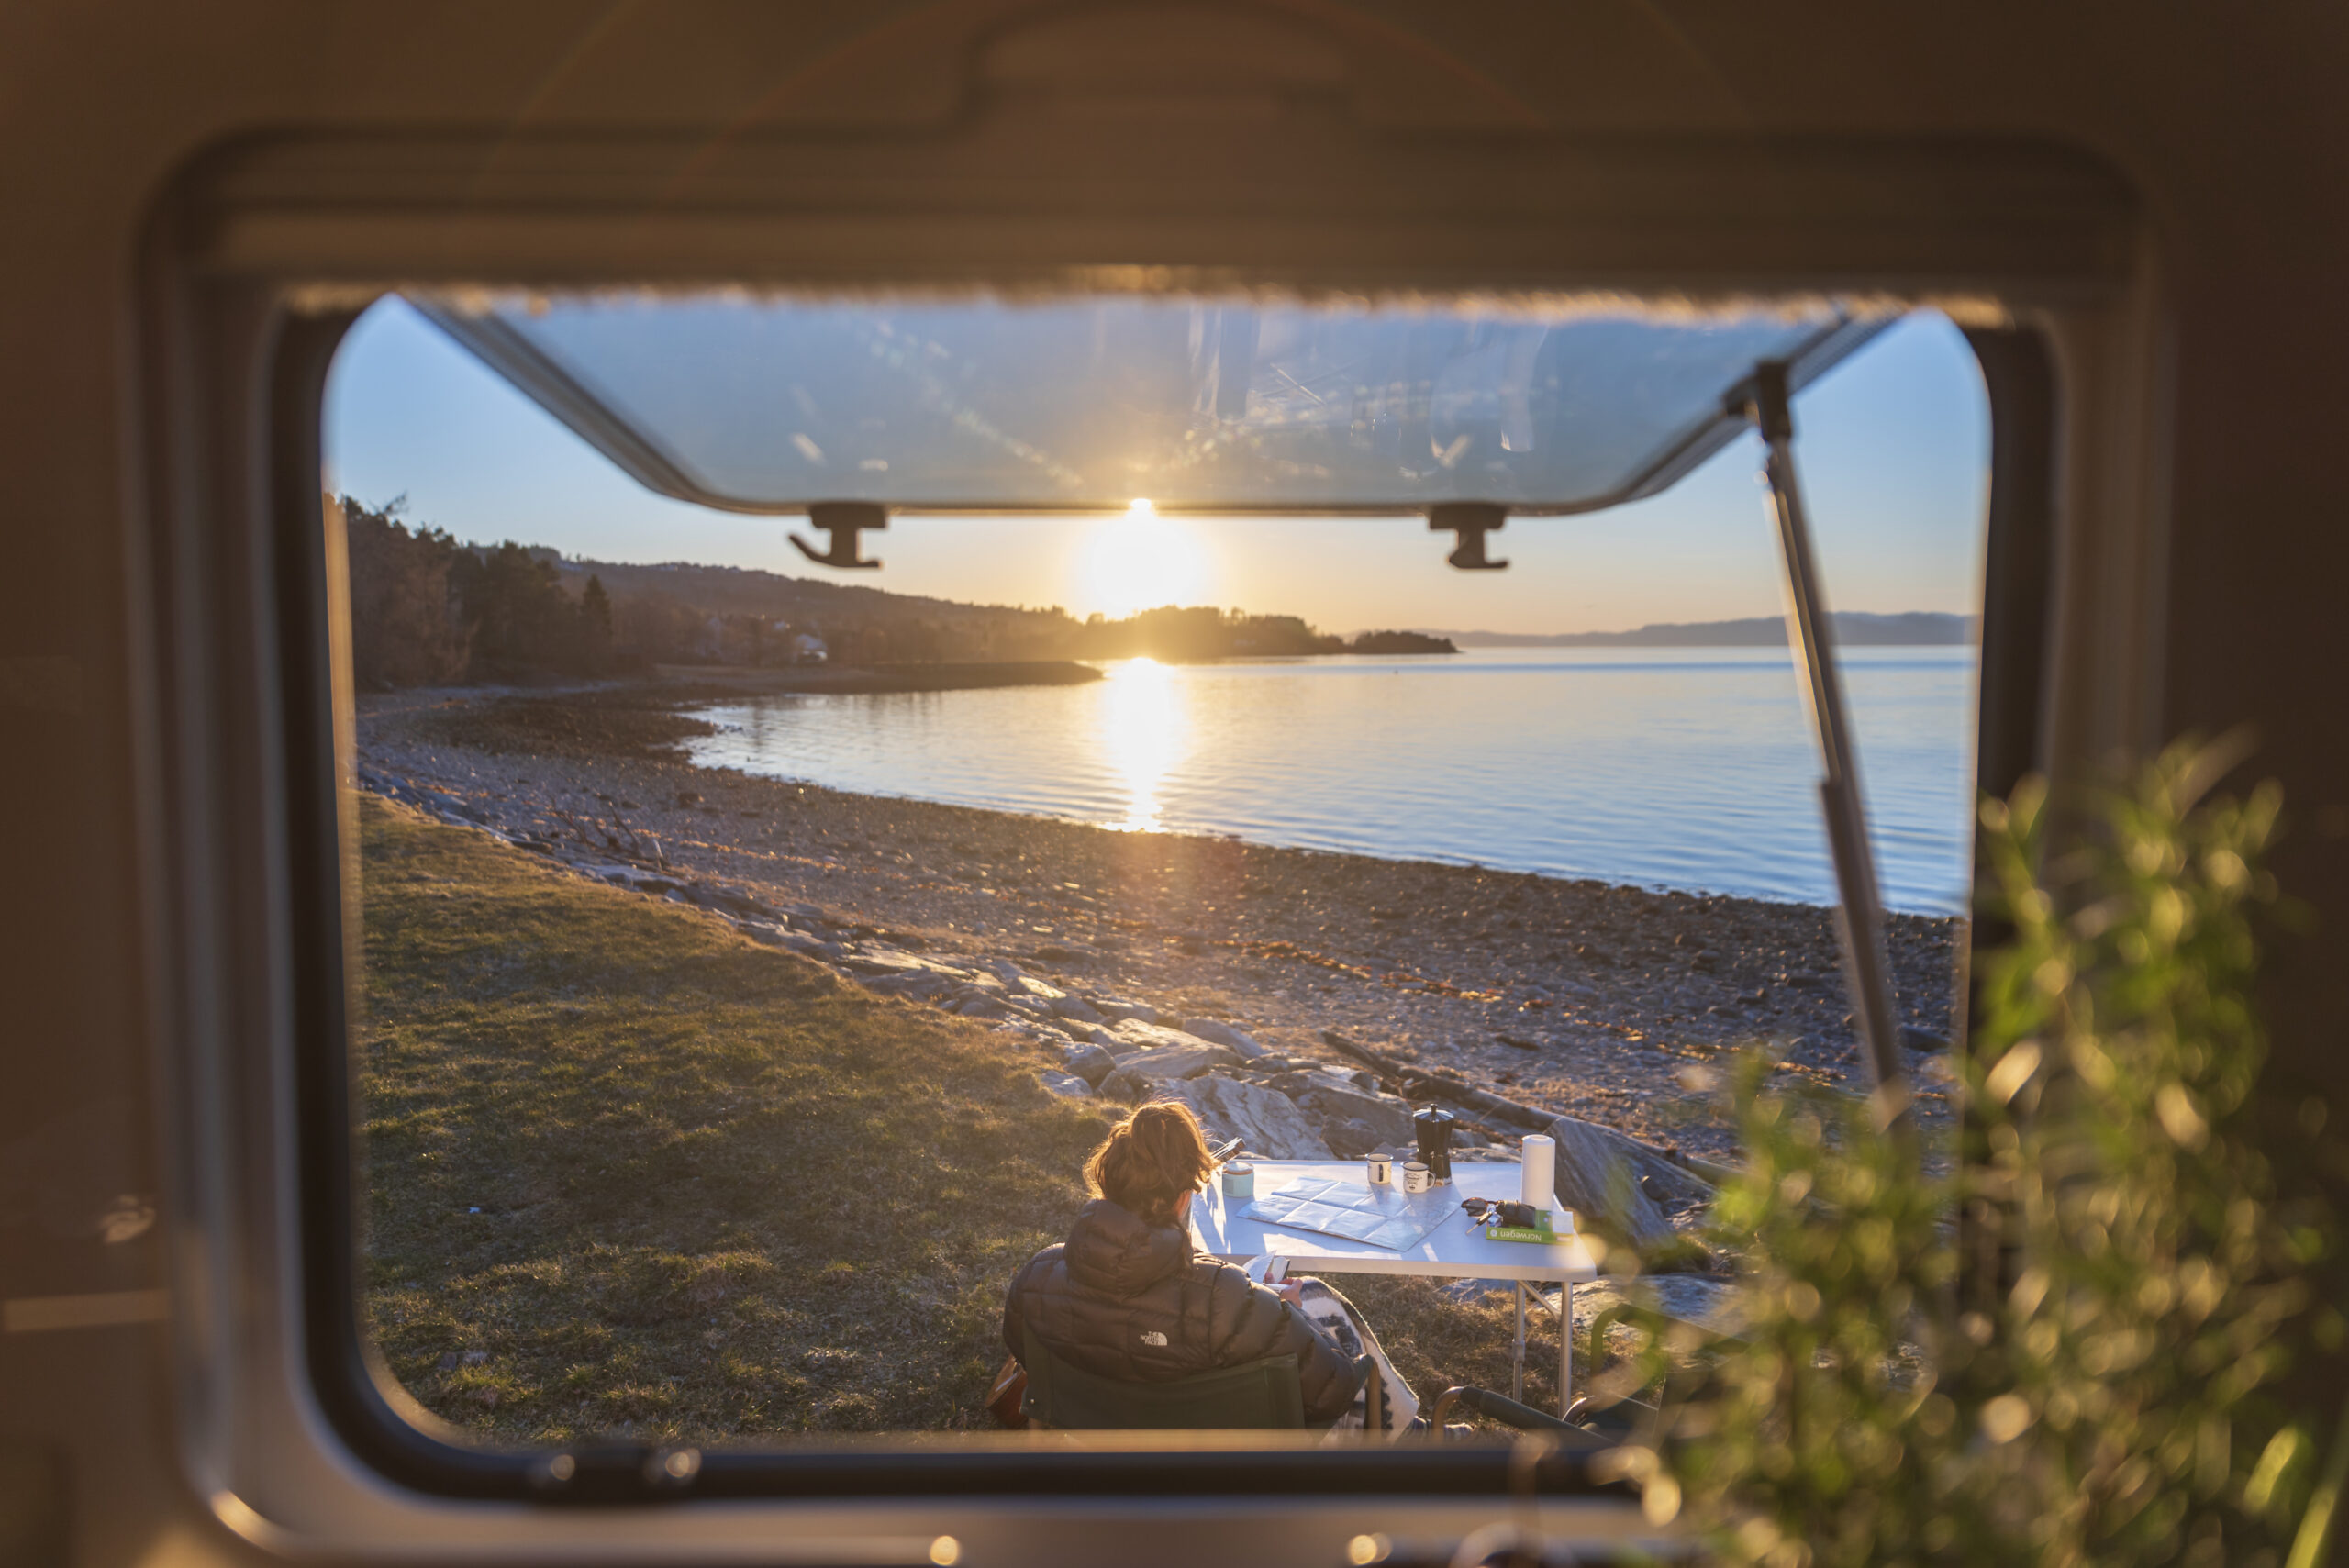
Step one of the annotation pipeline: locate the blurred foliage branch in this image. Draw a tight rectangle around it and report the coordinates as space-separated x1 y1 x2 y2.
1598 739 2340 1567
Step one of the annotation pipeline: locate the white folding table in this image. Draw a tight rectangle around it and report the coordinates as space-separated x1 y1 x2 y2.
1188 1160 1601 1418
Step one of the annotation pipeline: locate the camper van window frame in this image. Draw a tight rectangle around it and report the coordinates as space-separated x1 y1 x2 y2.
275 303 2057 1504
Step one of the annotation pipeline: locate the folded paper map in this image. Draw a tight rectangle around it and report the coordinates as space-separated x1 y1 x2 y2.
1239 1178 1452 1253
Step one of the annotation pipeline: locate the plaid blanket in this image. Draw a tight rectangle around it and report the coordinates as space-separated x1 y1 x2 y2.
1290 1278 1420 1440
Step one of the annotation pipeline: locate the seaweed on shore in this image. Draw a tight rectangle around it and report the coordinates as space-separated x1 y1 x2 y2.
419 690 718 761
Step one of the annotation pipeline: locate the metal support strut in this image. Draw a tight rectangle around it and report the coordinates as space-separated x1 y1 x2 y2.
1748 362 1909 1125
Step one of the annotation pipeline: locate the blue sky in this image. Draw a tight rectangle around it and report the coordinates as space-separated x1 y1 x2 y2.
324 299 1987 637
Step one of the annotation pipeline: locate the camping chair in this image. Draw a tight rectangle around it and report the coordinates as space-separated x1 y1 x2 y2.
1019 1328 1316 1429
1021 1329 1617 1445
1428 1386 1618 1451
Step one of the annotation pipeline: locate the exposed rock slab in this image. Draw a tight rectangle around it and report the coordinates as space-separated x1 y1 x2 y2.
1179 1018 1269 1060
1162 1074 1333 1161
862 970 954 1002
1282 1074 1417 1156
841 949 961 978
1097 1049 1249 1103
1543 1113 1713 1247
1059 1041 1119 1088
1115 1039 1245 1083
1105 1018 1210 1055
1047 993 1105 1026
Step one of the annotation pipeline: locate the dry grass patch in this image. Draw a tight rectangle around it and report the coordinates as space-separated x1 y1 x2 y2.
359 795 1108 1442
359 795 1573 1442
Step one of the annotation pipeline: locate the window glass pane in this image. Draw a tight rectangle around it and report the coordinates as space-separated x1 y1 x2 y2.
415 292 1882 513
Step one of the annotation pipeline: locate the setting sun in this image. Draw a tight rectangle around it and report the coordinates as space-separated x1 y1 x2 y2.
1071 499 1211 619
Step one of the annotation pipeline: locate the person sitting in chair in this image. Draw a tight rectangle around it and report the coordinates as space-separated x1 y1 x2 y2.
1003 1100 1368 1426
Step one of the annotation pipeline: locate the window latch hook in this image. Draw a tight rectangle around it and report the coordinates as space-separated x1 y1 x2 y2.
790 502 887 570
1429 503 1508 571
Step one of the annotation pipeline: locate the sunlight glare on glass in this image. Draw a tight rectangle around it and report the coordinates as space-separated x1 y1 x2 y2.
1073 500 1208 619
1098 657 1185 833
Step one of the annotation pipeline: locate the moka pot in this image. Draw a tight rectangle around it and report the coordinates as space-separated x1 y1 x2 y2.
1411 1106 1457 1184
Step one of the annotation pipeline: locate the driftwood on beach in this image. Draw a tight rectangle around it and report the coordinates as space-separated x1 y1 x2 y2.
1321 1029 1557 1130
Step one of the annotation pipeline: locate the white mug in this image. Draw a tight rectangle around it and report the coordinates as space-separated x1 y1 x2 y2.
1365 1154 1393 1185
1401 1162 1431 1194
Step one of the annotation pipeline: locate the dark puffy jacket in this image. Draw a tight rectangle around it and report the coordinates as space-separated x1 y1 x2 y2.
1003 1198 1364 1424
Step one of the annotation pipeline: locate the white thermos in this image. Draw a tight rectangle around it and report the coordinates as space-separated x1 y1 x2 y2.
1520 1134 1556 1215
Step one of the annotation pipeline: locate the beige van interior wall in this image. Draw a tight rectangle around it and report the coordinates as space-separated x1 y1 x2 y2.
3 6 2345 1565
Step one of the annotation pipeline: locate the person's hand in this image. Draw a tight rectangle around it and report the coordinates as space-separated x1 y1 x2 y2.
1273 1282 1306 1307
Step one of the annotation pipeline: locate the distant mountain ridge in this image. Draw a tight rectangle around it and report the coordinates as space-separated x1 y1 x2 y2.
1422 612 1976 648
530 555 1965 651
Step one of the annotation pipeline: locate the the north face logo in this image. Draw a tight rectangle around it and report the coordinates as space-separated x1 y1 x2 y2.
1139 1330 1169 1346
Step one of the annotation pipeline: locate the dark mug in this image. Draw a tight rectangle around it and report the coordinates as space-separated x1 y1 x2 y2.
1412 1106 1456 1184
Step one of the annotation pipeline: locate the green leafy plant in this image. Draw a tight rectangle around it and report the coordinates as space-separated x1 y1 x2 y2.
1599 740 2336 1567
1597 1054 1961 1563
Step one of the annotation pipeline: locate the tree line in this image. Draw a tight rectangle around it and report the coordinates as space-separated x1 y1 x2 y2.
340 494 1452 690
1065 606 1452 660
342 495 611 688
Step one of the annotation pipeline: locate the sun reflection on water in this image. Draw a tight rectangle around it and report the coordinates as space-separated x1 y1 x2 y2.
1099 658 1185 832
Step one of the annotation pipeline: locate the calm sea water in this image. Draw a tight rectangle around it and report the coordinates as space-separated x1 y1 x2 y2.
685 646 1979 915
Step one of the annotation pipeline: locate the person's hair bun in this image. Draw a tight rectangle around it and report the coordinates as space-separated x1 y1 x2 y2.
1085 1100 1215 1228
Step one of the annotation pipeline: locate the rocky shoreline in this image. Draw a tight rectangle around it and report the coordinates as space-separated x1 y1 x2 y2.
355 684 1965 1191
644 660 1105 695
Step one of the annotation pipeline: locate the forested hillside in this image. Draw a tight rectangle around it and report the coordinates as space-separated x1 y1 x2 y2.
344 495 613 685
337 494 1452 688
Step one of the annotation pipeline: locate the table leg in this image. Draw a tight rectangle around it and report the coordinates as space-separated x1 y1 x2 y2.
1559 1281 1575 1419
1512 1282 1527 1403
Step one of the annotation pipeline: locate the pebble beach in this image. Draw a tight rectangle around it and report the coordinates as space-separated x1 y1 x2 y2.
354 682 1965 1171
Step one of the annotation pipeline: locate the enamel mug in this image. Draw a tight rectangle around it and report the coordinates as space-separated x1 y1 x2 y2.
1365 1154 1393 1185
1401 1162 1431 1194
